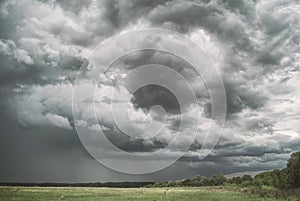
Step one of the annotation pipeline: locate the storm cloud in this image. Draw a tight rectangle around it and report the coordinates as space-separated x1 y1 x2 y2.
0 0 299 182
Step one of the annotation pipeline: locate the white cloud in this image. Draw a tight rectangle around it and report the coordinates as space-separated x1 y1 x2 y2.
0 39 33 65
11 83 73 130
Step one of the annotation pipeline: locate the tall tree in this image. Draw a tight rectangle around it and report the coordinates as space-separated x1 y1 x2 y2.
287 151 300 187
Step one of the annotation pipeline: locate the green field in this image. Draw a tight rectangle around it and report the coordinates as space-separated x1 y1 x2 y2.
0 186 295 201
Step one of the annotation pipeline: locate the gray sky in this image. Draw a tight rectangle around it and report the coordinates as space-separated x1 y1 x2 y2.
0 0 300 182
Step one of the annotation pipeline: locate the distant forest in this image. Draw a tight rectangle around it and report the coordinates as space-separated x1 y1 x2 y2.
0 182 154 188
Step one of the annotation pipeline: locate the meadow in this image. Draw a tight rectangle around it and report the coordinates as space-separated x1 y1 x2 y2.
0 186 297 201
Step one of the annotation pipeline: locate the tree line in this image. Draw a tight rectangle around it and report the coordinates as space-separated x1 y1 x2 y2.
149 151 300 189
0 182 154 188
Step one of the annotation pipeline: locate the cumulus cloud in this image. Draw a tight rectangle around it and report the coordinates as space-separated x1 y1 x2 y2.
11 83 73 129
0 39 33 65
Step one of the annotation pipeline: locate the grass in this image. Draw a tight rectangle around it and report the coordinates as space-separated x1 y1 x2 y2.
0 186 297 201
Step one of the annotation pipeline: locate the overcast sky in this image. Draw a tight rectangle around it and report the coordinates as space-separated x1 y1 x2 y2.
0 0 300 183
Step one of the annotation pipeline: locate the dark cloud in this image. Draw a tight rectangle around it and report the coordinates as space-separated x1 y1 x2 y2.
131 85 180 114
103 129 167 152
223 78 268 114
